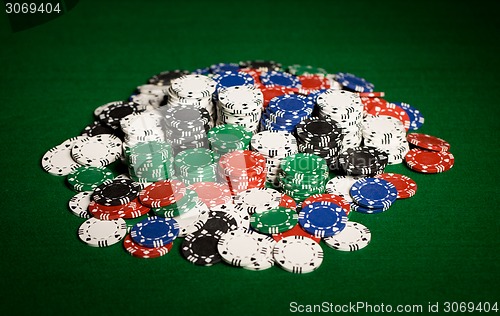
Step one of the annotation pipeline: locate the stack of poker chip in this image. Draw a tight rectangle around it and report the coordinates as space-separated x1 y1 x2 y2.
212 71 255 91
361 115 410 165
295 117 344 168
316 90 363 150
120 110 166 145
162 104 211 156
218 150 267 195
130 84 168 112
215 85 263 133
188 181 232 208
348 177 398 214
125 141 175 183
250 130 298 185
404 133 454 174
207 124 252 160
260 94 314 132
278 153 329 204
167 74 217 122
174 148 217 185
96 101 144 131
336 146 388 176
335 72 375 93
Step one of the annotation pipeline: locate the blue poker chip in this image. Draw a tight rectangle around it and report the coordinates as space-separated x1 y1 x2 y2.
192 67 211 75
260 71 301 88
263 110 305 125
349 178 398 209
130 216 179 248
213 71 255 90
259 118 295 133
210 63 240 74
298 201 348 237
393 102 424 130
267 94 314 117
336 72 375 92
351 202 387 214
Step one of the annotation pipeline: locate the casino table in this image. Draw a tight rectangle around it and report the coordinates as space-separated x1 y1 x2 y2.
1 0 499 315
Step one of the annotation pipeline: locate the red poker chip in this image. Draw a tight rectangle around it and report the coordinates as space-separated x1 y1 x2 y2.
297 74 330 93
406 133 451 152
405 149 454 173
188 182 232 206
122 198 151 218
239 68 262 86
219 150 266 176
375 173 417 199
367 102 411 131
279 194 297 211
139 179 186 208
258 85 297 107
302 193 351 216
272 224 321 243
357 92 385 98
88 201 128 220
360 97 388 114
123 234 173 259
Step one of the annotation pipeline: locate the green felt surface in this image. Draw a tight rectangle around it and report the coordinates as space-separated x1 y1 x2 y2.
1 0 499 315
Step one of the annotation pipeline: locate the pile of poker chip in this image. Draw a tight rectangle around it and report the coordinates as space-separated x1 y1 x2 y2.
42 60 454 273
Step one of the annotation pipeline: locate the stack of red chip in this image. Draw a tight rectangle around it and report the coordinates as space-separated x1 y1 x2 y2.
218 150 267 195
404 133 454 174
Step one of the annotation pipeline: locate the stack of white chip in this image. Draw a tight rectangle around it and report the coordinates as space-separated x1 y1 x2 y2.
167 74 217 124
250 131 298 185
216 85 263 133
361 115 410 164
120 110 166 146
316 90 363 150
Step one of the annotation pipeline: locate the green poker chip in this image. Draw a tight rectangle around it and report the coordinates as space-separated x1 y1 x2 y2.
281 153 328 176
207 124 252 150
67 166 114 192
250 207 298 234
174 148 216 174
287 64 328 76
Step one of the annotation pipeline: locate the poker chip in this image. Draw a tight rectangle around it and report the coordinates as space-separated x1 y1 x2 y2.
41 136 85 176
250 130 297 158
147 69 190 86
337 146 389 176
217 228 262 266
351 202 387 214
404 149 455 173
240 60 282 72
174 202 210 237
181 229 223 266
213 71 255 90
393 102 424 130
367 102 411 131
201 210 238 234
78 217 127 247
68 191 92 218
298 201 348 237
302 193 351 216
242 234 276 271
210 62 240 74
123 234 173 259
287 64 328 76
210 203 250 229
151 189 198 218
250 206 298 234
70 134 122 167
130 216 179 248
98 101 142 129
233 188 283 214
336 72 374 92
260 71 301 88
273 236 324 274
375 173 417 199
92 179 142 206
407 133 451 152
323 221 371 251
81 121 115 137
139 179 186 208
188 182 232 208
350 177 398 209
67 166 114 192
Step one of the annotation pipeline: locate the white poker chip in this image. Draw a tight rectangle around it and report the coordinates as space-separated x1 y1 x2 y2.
217 228 262 266
41 136 85 176
174 201 210 237
273 235 324 274
218 85 263 113
233 188 283 214
120 110 164 136
325 175 365 203
170 74 217 99
78 217 127 247
68 191 92 218
323 221 371 251
251 130 298 158
71 134 122 167
242 234 276 271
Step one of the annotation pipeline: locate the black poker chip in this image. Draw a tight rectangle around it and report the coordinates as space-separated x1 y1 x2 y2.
239 60 282 72
199 211 238 234
81 121 116 137
91 179 142 206
181 230 223 266
337 146 388 176
98 101 142 129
